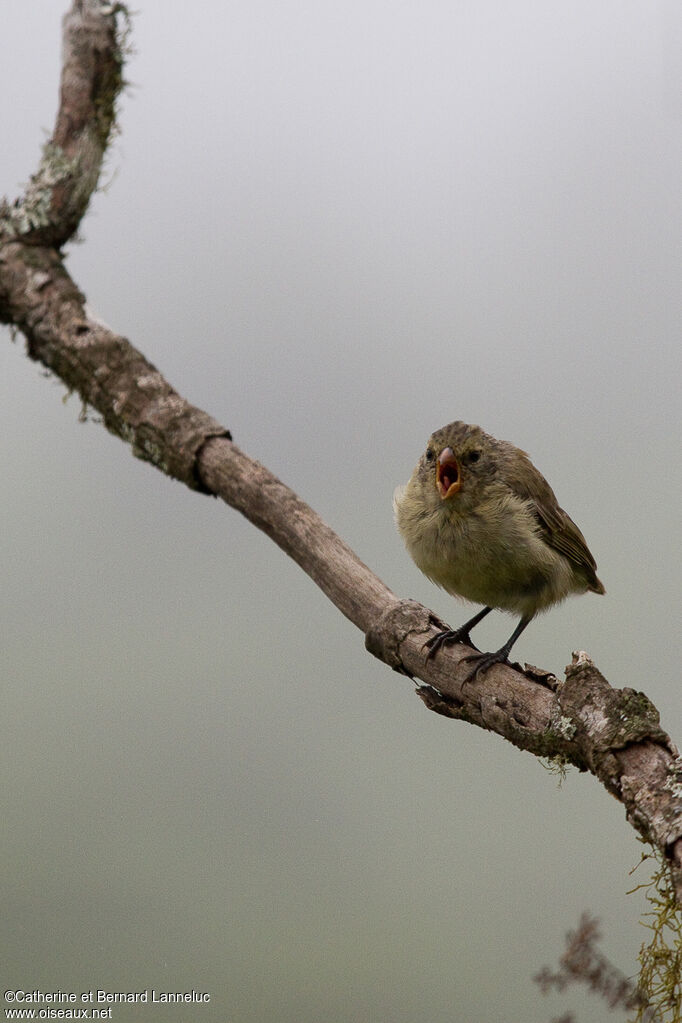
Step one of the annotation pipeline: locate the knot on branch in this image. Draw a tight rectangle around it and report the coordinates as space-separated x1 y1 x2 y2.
365 599 439 678
558 652 672 777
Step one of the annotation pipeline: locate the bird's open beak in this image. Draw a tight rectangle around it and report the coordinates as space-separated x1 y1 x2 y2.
436 447 461 499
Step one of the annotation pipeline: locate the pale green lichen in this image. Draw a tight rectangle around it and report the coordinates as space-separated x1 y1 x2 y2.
664 757 682 801
133 438 169 475
539 755 572 785
628 845 682 1022
536 711 578 781
557 714 577 740
0 3 133 242
0 142 80 238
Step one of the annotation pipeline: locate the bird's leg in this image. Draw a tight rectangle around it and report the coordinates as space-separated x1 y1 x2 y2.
460 614 533 682
424 606 493 659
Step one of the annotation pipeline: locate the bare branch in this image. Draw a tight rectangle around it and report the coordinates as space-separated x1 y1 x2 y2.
0 244 230 488
3 0 682 911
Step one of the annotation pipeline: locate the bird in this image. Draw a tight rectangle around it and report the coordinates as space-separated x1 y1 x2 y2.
394 420 605 679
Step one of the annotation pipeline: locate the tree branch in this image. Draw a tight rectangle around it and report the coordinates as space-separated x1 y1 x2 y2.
3 0 682 906
0 0 125 247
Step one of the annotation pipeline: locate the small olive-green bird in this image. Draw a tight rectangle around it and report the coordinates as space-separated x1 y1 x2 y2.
394 421 605 678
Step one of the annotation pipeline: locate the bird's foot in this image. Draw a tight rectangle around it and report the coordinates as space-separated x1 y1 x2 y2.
460 648 519 683
424 627 480 660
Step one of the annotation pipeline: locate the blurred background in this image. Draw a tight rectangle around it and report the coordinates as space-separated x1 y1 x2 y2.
2 2 681 1020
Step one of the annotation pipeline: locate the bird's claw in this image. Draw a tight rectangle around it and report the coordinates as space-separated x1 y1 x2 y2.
424 628 479 660
460 649 524 683
459 650 509 683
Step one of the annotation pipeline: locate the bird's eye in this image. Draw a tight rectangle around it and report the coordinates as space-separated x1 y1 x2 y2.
425 447 435 462
467 450 481 463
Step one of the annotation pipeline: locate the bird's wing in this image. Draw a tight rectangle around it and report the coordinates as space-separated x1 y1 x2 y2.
505 449 602 583
534 495 598 572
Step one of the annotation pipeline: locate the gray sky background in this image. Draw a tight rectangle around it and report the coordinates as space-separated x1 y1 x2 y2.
2 2 681 1021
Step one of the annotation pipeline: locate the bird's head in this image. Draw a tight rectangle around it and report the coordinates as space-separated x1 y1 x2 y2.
412 421 498 511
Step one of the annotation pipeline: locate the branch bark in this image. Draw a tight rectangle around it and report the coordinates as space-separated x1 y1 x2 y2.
3 0 682 904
